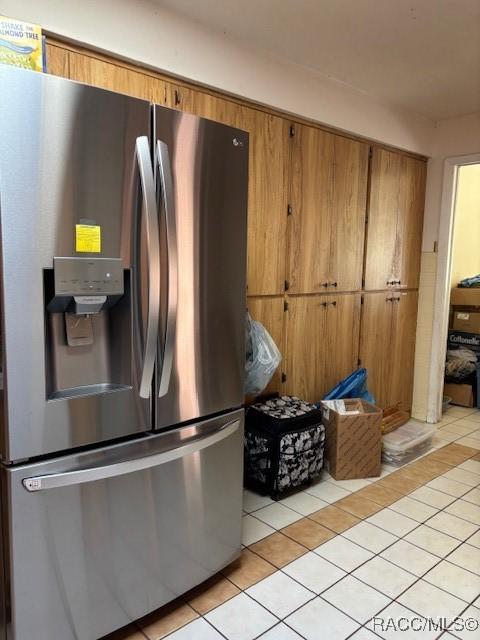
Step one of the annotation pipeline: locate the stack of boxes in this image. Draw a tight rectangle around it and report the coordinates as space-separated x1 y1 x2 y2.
444 288 480 408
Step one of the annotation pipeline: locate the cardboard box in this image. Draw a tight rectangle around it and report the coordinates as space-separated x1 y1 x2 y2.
451 288 480 308
443 383 475 408
453 311 480 334
321 399 382 480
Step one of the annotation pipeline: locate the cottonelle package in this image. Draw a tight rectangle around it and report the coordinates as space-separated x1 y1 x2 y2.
0 16 44 72
446 331 480 408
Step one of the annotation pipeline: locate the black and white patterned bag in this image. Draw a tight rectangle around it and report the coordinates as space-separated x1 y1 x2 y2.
244 396 325 499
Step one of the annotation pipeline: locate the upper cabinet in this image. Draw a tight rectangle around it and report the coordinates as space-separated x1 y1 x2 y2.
68 51 168 103
45 43 69 77
241 110 289 296
288 124 369 294
164 83 239 126
364 148 427 291
166 84 289 295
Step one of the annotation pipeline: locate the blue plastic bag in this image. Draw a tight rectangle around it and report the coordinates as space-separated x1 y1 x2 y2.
320 368 375 404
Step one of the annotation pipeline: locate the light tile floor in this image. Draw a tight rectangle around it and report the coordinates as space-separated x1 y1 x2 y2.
103 407 480 640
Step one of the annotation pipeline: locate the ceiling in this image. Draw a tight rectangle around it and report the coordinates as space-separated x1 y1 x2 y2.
155 0 480 121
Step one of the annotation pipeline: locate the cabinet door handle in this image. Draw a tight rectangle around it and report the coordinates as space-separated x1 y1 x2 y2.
331 282 338 288
321 282 328 288
321 301 328 307
330 301 337 306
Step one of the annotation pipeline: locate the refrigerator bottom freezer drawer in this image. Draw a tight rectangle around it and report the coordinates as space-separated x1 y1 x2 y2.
0 410 244 640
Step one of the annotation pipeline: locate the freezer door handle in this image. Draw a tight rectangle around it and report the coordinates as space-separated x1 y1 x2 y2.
156 140 178 398
22 419 240 492
136 136 160 399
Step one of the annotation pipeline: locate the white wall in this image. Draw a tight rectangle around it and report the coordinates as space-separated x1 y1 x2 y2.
422 112 480 251
0 0 434 155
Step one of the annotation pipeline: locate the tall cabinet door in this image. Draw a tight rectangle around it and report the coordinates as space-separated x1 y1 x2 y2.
323 294 361 394
285 294 360 402
285 297 329 402
240 109 289 296
389 291 419 412
247 296 285 394
359 292 395 409
359 291 419 411
397 161 427 288
288 125 369 293
364 148 426 290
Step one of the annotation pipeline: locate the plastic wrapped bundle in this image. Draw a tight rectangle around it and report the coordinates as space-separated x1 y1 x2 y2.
445 348 477 382
245 312 281 395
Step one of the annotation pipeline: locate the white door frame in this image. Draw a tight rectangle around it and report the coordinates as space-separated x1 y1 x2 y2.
427 153 480 423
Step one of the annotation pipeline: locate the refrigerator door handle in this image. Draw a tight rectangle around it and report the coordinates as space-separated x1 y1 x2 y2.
136 136 161 399
22 419 240 492
156 140 178 398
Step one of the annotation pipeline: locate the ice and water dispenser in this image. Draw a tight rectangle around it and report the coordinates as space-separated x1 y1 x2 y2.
44 257 132 400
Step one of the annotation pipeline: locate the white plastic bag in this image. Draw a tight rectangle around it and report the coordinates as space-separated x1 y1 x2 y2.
245 312 282 395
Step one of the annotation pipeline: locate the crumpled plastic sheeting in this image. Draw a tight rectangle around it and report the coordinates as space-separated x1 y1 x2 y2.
245 312 282 395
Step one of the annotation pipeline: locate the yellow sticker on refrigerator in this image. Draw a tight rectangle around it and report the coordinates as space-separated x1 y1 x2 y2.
75 224 101 253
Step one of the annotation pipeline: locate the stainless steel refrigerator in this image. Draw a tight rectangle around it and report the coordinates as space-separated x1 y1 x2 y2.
0 64 248 640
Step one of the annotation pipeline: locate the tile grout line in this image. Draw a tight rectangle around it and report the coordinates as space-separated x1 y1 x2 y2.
346 467 480 638
240 455 479 637
244 443 480 604
133 418 480 640
231 450 479 637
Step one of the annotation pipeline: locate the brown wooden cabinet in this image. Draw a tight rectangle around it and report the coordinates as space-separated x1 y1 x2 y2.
165 83 239 126
359 290 419 410
45 43 69 77
247 296 285 393
285 294 361 402
288 124 369 294
67 50 168 103
241 110 289 296
364 148 426 291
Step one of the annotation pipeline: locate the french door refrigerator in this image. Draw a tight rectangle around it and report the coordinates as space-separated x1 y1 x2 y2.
0 64 248 640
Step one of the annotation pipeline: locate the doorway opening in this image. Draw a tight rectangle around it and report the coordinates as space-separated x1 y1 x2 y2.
428 156 480 423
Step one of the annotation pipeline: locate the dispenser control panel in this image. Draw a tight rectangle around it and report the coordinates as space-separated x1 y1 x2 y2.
53 257 124 296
